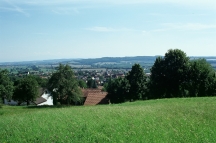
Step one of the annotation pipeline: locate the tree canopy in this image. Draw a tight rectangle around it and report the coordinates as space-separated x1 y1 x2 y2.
0 69 14 104
149 49 190 98
149 49 216 98
87 79 98 89
47 64 82 105
187 59 216 96
32 76 48 88
78 80 87 89
106 64 148 103
126 64 147 101
13 76 39 106
106 77 130 103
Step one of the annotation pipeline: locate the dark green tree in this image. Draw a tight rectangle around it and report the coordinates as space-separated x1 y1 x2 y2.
102 83 108 92
87 79 97 88
92 80 98 88
126 64 147 101
149 49 190 98
78 80 87 89
165 49 190 97
106 77 130 103
187 59 216 96
148 57 166 99
0 69 14 104
214 73 216 95
13 76 39 106
87 79 93 88
33 76 48 88
47 64 82 105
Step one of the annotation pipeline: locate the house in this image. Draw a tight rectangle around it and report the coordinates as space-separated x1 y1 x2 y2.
4 88 53 106
81 88 109 106
35 89 53 106
4 87 108 106
81 89 101 99
112 73 125 78
84 92 109 105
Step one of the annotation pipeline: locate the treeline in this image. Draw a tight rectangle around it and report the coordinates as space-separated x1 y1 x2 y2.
105 49 216 103
0 70 48 106
0 64 85 106
1 49 216 106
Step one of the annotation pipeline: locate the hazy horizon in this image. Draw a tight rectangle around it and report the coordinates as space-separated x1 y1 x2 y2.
1 55 216 63
1 0 216 62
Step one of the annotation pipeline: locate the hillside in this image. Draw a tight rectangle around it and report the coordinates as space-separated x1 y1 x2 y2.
1 56 215 68
0 97 216 142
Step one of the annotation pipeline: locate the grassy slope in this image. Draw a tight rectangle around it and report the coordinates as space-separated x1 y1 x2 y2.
0 97 216 143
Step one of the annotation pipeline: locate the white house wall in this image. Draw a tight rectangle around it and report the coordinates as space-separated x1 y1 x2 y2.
4 93 53 106
38 93 53 106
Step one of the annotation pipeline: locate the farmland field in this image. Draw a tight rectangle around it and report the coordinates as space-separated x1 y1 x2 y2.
0 97 216 143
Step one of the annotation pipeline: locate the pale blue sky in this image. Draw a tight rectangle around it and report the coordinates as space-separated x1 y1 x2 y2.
0 0 216 62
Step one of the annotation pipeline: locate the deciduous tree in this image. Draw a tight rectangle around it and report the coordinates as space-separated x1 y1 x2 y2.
0 69 14 104
87 79 97 88
47 64 82 105
78 80 87 89
149 49 190 98
148 57 166 99
126 64 147 101
13 76 38 106
187 59 216 96
106 77 130 103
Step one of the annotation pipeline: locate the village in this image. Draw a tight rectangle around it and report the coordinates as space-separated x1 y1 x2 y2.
3 65 151 106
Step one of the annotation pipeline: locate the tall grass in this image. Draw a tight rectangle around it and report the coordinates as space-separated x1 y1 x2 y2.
0 97 216 143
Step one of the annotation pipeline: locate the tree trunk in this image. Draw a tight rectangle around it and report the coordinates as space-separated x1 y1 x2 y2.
53 94 57 105
18 101 21 106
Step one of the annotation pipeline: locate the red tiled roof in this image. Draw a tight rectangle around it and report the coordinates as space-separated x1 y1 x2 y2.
84 92 109 105
81 89 101 97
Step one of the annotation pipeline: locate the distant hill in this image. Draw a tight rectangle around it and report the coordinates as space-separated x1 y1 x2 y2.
0 56 216 69
74 56 157 65
0 59 82 66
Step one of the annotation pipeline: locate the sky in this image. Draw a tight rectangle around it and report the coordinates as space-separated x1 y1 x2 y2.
0 0 216 62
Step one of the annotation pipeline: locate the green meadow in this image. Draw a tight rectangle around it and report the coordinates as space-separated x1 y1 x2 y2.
0 97 216 143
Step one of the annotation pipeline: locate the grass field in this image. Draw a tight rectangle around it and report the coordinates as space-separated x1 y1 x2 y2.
0 97 216 143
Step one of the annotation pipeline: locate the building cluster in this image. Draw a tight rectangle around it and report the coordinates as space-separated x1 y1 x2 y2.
4 68 152 106
10 67 150 86
75 69 127 86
